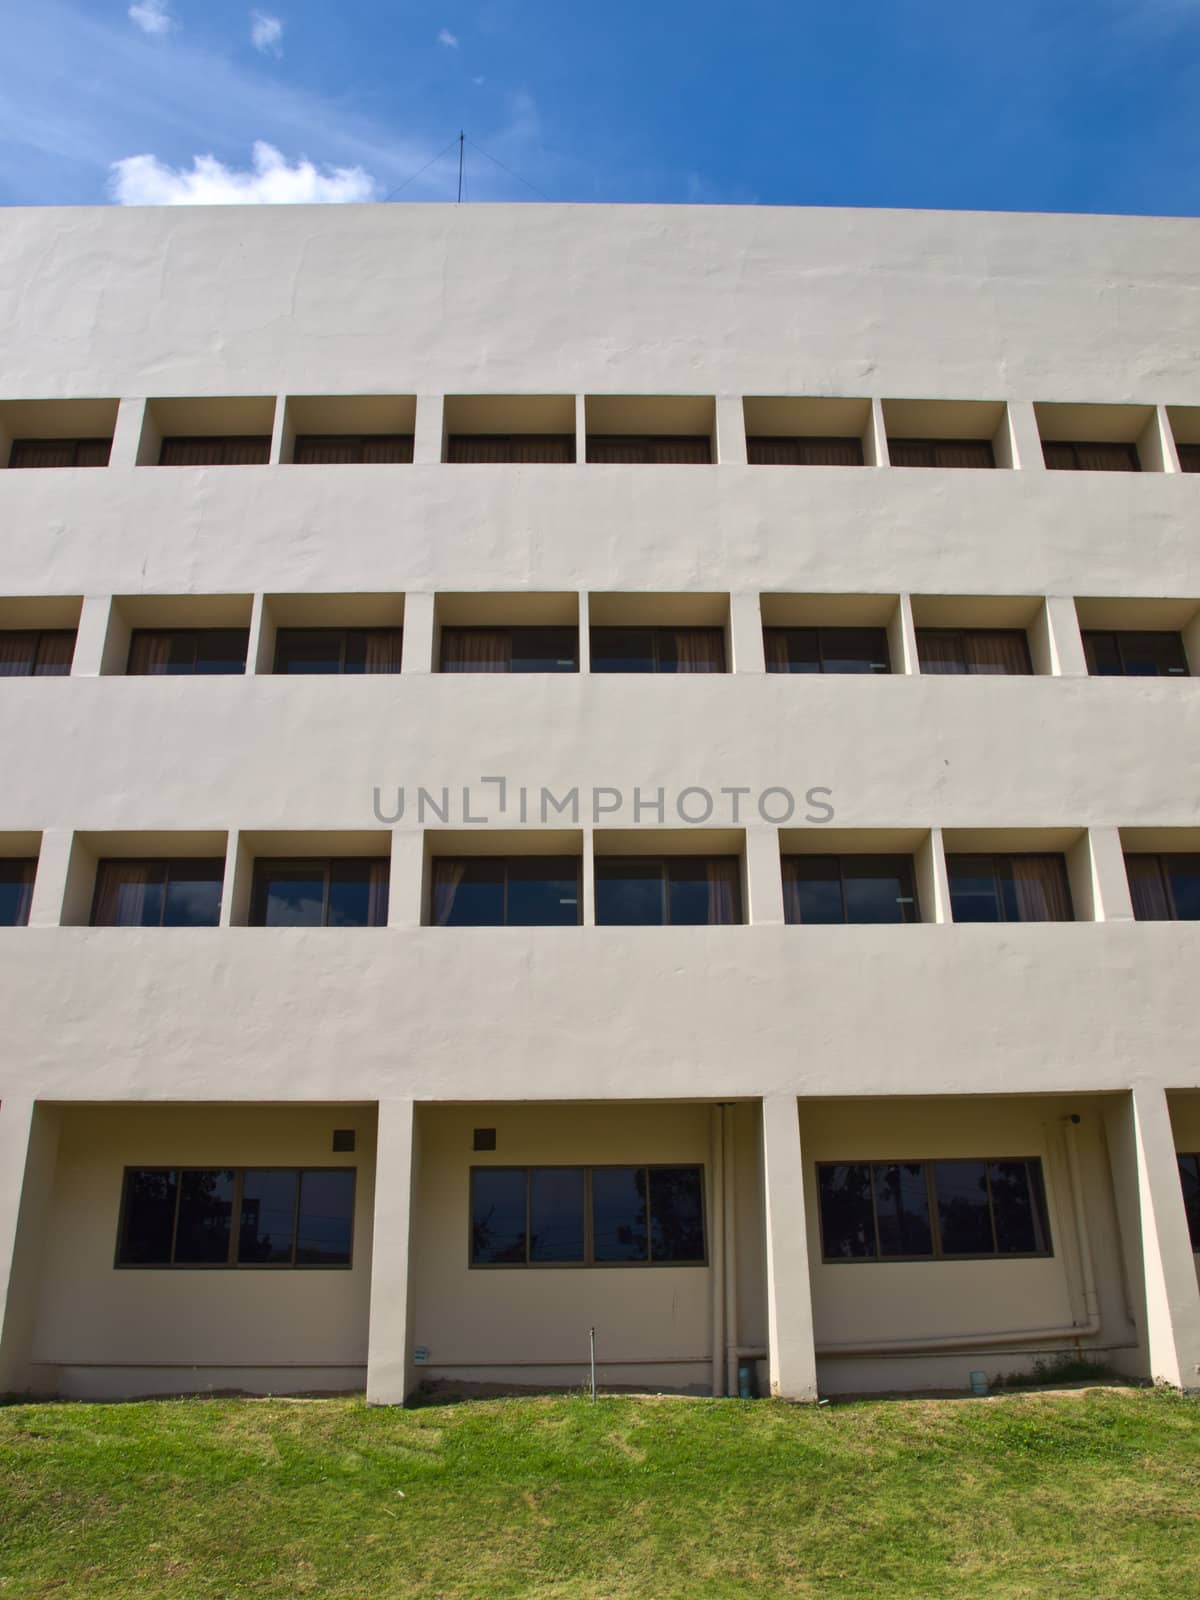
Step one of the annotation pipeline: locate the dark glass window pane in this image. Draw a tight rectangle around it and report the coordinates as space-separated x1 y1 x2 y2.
296 1170 355 1264
1179 1154 1200 1250
258 865 326 927
0 860 34 926
529 1168 585 1263
842 856 917 925
1178 443 1200 474
505 857 580 926
787 857 844 924
1116 632 1188 678
1165 855 1200 921
989 1160 1048 1254
666 857 716 926
119 1169 177 1264
239 1169 298 1263
595 860 664 925
820 627 890 674
0 633 36 676
162 861 224 927
590 627 657 673
472 1169 527 1263
872 1163 932 1257
657 628 725 673
766 627 821 674
193 629 248 675
174 1169 235 1264
948 856 1001 922
592 1167 649 1262
275 630 345 674
438 858 505 927
648 1167 705 1262
509 626 579 673
934 1160 994 1255
818 1163 875 1258
33 633 75 676
995 855 1072 923
1083 633 1122 676
327 860 387 927
91 861 167 927
917 631 967 674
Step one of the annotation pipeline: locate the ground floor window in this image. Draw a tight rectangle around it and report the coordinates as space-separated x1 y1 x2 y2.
116 1167 355 1267
817 1157 1051 1261
471 1165 706 1266
1179 1154 1200 1249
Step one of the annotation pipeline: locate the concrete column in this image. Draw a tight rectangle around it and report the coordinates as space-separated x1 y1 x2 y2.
1138 406 1177 473
1043 595 1088 677
108 398 146 470
915 827 952 923
0 1099 59 1394
575 395 587 466
715 394 747 465
744 827 784 925
577 591 590 673
1105 1087 1200 1392
761 1093 818 1400
1005 401 1045 470
401 592 436 675
27 829 74 927
728 592 765 674
366 1098 419 1405
889 594 919 675
865 399 889 467
1154 405 1182 473
412 395 444 465
71 595 114 677
581 825 596 924
268 396 288 465
387 831 424 928
1072 826 1134 922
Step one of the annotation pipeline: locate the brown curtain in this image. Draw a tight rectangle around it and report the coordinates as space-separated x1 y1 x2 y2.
447 436 510 463
364 630 403 673
1075 442 1139 472
294 437 360 464
127 632 174 675
92 860 152 927
34 633 75 675
160 438 226 466
9 440 77 468
888 440 933 468
648 436 711 464
963 631 1031 676
432 860 467 925
361 435 414 463
0 633 34 676
440 628 511 672
1010 856 1072 922
75 439 112 467
780 856 803 923
509 435 574 463
932 440 994 469
672 629 725 673
222 436 271 465
11 861 34 925
747 436 863 466
368 861 390 926
763 629 791 673
916 632 964 674
706 859 740 925
1126 856 1171 921
587 437 641 463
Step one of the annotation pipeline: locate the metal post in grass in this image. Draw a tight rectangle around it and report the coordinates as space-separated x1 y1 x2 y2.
589 1326 597 1402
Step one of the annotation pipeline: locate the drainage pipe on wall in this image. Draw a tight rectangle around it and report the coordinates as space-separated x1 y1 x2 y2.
815 1115 1102 1360
710 1104 726 1398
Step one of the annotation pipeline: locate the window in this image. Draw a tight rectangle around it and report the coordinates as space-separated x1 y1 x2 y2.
817 1158 1051 1261
127 629 249 676
0 630 75 677
470 1165 705 1267
947 854 1073 923
1125 855 1200 921
764 626 890 674
116 1167 355 1267
293 434 413 464
447 435 575 463
783 855 918 924
158 437 271 466
251 858 389 927
1082 630 1189 677
1179 1154 1200 1249
274 628 403 674
430 857 580 926
587 436 711 464
1178 444 1200 474
889 439 995 468
0 860 35 926
590 627 726 673
91 859 223 927
439 626 578 673
8 438 111 468
917 629 1032 676
595 857 742 926
1043 441 1139 472
747 437 864 466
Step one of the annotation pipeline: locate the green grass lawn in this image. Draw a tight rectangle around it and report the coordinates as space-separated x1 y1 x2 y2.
1 1387 1198 1599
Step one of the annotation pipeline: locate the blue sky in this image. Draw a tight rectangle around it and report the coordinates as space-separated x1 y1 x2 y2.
1 1 1199 211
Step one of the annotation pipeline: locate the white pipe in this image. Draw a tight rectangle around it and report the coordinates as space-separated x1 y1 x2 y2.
722 1103 739 1399
710 1105 726 1398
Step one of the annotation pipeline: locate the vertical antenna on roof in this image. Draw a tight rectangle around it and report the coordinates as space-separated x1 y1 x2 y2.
457 131 465 204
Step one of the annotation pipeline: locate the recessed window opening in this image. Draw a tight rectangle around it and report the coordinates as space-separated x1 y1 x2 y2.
783 855 918 924
594 857 742 926
251 858 389 927
91 859 224 927
430 856 581 926
947 854 1073 923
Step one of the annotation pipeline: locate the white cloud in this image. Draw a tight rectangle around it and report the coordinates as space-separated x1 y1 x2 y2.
128 0 172 35
437 28 459 47
109 141 376 204
250 11 283 55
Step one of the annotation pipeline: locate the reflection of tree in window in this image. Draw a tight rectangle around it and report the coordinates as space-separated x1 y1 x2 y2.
648 1168 705 1261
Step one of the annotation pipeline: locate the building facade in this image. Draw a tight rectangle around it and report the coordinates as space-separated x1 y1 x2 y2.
0 201 1199 1403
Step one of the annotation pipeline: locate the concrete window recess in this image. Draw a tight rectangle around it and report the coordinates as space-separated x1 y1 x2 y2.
589 592 730 673
743 397 872 466
1120 829 1200 921
251 858 389 928
102 596 253 677
90 858 224 927
1167 406 1200 473
256 594 405 676
0 840 38 926
0 399 117 468
443 396 575 463
911 596 1050 675
435 593 578 673
594 829 746 926
1076 598 1200 678
761 594 903 675
281 396 415 464
138 397 275 466
883 400 1013 468
1036 403 1171 472
585 395 715 463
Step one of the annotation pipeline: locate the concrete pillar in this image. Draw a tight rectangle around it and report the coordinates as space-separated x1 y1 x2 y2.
1104 1087 1200 1392
1138 406 1178 474
108 397 146 471
412 395 444 465
744 828 785 925
1043 595 1089 678
0 1099 59 1394
26 829 73 927
387 832 424 928
761 1093 818 1400
574 395 587 466
890 594 919 675
581 825 596 924
71 595 114 677
915 827 952 923
269 396 289 465
1072 826 1134 923
1005 401 1045 471
865 399 888 467
401 592 436 675
366 1098 419 1405
728 592 765 673
715 394 747 465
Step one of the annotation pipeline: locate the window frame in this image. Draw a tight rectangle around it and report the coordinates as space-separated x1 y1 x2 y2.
746 436 865 467
114 1165 357 1269
782 853 919 925
1042 440 1141 472
585 435 713 465
445 434 576 464
8 437 112 469
157 436 272 466
0 629 77 677
887 438 996 469
468 1163 708 1269
588 625 727 674
272 626 404 675
249 856 390 928
292 434 414 464
915 627 1033 676
816 1156 1053 1263
1125 853 1200 921
125 627 250 677
593 855 744 927
89 857 225 928
1081 629 1190 678
0 858 36 927
429 855 582 927
946 852 1074 924
437 624 580 674
763 625 892 675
